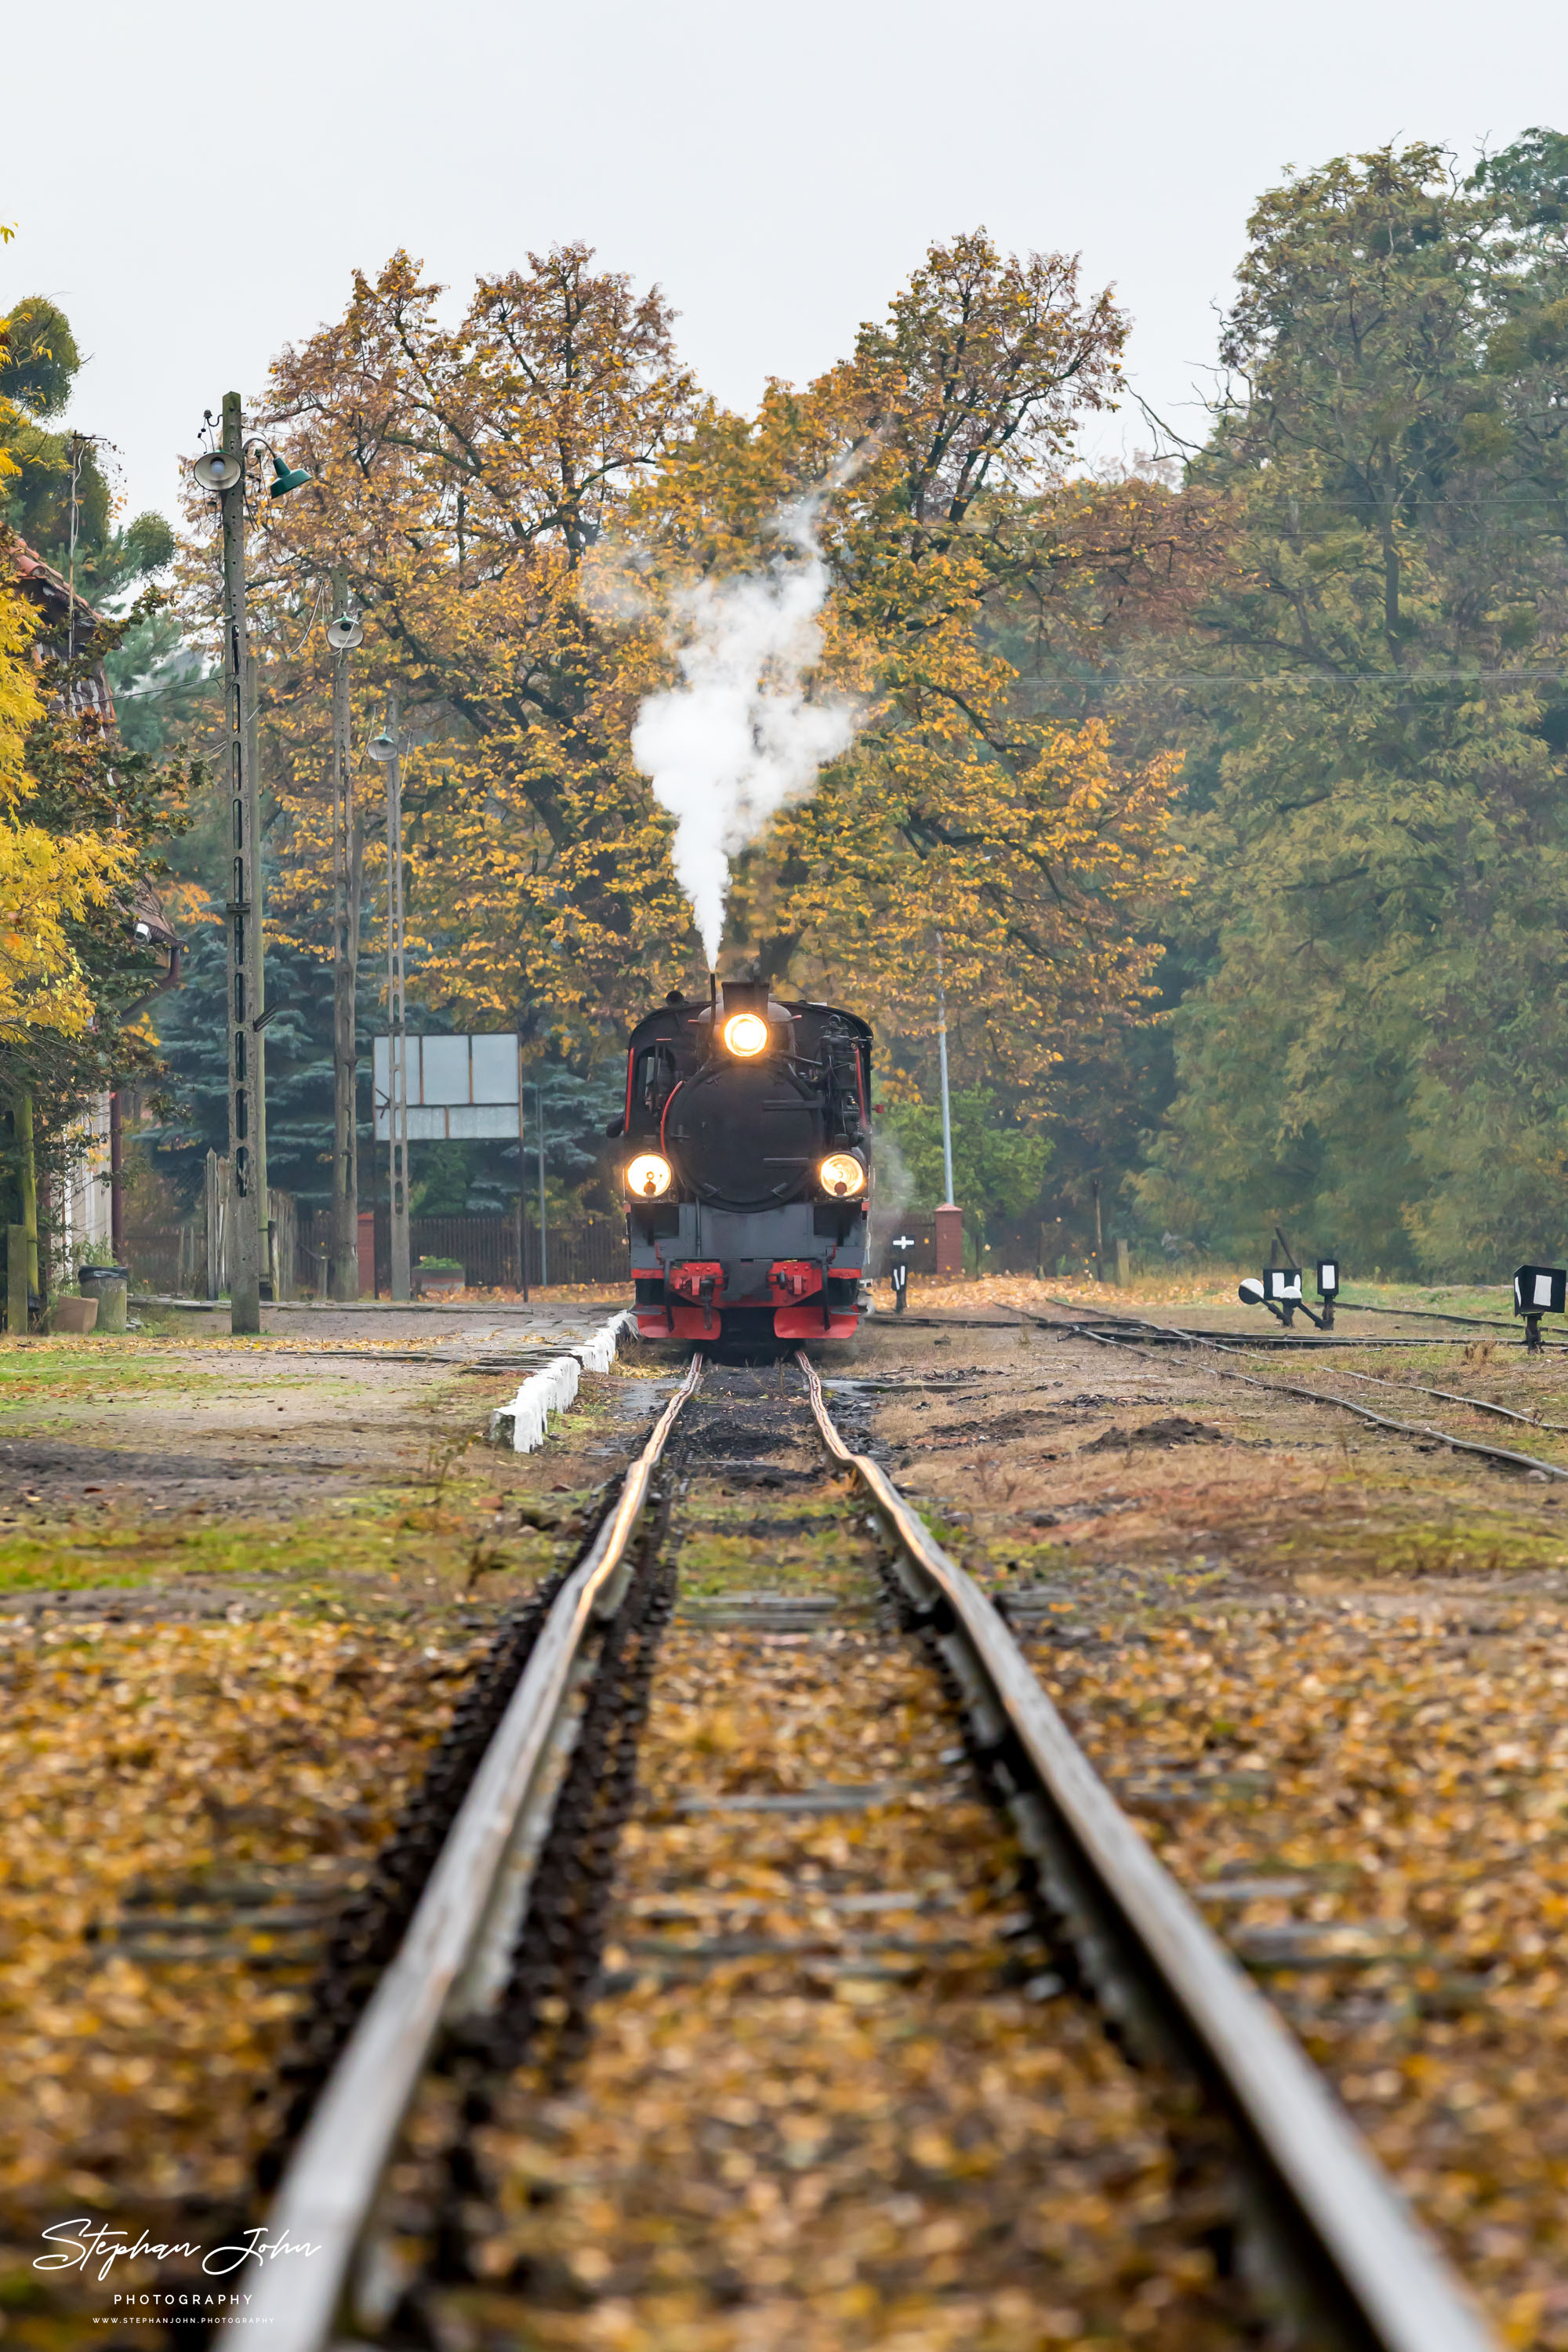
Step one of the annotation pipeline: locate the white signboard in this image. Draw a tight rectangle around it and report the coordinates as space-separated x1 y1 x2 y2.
373 1033 521 1142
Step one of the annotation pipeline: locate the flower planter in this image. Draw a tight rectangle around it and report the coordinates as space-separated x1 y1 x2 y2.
47 1295 100 1334
414 1271 466 1299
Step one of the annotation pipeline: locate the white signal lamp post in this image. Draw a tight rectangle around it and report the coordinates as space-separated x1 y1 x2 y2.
1264 1265 1302 1327
932 933 961 1282
1514 1263 1566 1353
1316 1258 1340 1330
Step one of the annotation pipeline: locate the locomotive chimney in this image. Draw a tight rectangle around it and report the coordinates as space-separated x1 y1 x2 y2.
715 978 770 1019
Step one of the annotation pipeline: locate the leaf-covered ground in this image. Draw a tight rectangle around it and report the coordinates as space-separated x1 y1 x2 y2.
855 1305 1568 2347
0 1610 481 2213
419 1482 1255 2352
0 1319 656 2339
6 1301 1566 2342
1022 1597 1568 2350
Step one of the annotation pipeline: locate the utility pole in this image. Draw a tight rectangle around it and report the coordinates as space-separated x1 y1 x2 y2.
195 399 309 1327
514 1033 529 1303
536 1083 549 1290
935 933 956 1209
328 576 364 1299
375 696 412 1303
219 393 263 1333
4 1091 35 1335
933 931 964 1282
245 528 273 1305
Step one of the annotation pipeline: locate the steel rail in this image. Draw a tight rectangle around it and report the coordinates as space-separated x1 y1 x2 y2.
1029 1287 1568 1348
1039 1301 1568 1480
795 1349 1494 2352
1062 1296 1536 1336
226 1352 704 2352
1311 1360 1568 1434
1330 1298 1531 1333
891 1301 1519 1351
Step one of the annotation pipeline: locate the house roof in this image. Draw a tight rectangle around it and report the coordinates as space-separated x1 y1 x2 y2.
4 531 114 725
6 533 107 645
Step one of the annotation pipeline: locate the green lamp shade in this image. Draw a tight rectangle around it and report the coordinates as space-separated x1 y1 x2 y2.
268 454 310 498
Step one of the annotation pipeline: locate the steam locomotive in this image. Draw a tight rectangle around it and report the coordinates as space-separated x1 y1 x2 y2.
612 978 873 1345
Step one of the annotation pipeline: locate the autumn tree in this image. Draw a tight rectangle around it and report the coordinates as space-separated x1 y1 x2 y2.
639 231 1191 1103
172 231 1208 1244
216 244 699 1048
0 578 125 1039
1134 139 1568 1273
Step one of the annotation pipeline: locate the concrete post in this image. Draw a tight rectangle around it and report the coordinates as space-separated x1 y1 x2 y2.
204 1149 221 1298
329 568 362 1300
6 1226 28 1336
384 695 411 1304
219 392 263 1334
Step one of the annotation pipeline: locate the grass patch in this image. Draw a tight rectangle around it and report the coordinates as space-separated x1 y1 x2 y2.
0 1477 558 1602
1268 1507 1568 1584
678 1498 869 1594
0 1342 372 1407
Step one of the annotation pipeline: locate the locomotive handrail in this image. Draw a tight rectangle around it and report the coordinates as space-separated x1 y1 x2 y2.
228 1353 705 2352
796 1351 1495 2352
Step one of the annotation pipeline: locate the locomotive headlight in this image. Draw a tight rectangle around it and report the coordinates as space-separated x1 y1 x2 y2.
626 1152 673 1200
818 1152 866 1200
721 1011 769 1058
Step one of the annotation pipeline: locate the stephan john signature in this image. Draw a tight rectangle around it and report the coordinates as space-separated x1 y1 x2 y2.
36 2220 323 2283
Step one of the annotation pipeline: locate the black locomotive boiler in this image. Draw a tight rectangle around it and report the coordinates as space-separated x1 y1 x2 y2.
612 978 873 1345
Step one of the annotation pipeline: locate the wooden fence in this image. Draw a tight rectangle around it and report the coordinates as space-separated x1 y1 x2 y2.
352 1209 630 1294
125 1199 630 1298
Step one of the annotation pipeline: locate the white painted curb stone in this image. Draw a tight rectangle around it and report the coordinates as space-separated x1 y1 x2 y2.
488 1308 634 1453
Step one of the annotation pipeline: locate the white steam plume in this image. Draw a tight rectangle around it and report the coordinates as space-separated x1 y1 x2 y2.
631 501 857 968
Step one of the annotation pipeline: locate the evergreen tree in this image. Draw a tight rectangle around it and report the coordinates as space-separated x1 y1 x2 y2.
146 928 624 1217
1133 140 1568 1275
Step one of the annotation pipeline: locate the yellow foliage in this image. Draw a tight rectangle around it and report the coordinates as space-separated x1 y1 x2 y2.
633 242 1185 1083
201 243 695 1033
0 575 39 802
0 580 129 1036
191 232 1187 1079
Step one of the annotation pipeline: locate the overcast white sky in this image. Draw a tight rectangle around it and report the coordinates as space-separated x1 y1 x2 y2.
5 0 1563 530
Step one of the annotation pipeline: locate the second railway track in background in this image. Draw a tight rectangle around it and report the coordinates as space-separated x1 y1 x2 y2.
1034 1296 1568 1482
220 1356 1492 2352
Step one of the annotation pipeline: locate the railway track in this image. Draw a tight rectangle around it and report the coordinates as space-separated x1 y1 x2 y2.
220 1355 1492 2352
1036 1297 1568 1481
